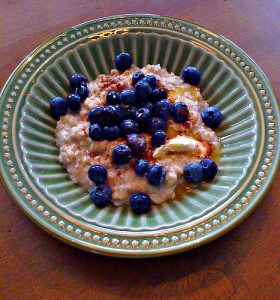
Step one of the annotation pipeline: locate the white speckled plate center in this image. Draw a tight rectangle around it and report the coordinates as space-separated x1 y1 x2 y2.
0 15 279 257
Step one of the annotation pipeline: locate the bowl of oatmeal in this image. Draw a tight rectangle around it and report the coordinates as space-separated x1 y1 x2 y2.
1 15 279 257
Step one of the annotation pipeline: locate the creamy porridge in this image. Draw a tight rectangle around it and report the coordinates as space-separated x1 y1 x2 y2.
55 64 220 206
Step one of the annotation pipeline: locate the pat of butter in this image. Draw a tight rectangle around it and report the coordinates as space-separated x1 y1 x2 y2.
153 136 206 158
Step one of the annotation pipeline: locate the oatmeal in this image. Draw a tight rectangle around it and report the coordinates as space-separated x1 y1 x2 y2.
55 64 220 206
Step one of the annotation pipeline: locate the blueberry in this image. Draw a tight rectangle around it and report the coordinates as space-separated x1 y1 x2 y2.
90 184 112 208
134 159 149 175
172 102 189 123
115 52 133 72
144 102 154 113
151 88 168 104
106 91 120 105
103 105 122 126
102 126 120 141
149 117 167 132
120 119 139 136
88 164 107 184
183 162 203 184
126 134 147 156
120 88 136 106
134 108 152 127
154 99 173 119
114 104 125 120
88 106 104 125
124 106 137 120
147 163 166 186
182 67 201 86
89 123 103 141
112 144 133 165
66 93 81 112
74 83 89 101
143 75 158 89
201 107 222 128
135 99 148 108
151 130 166 147
135 80 153 100
130 192 152 214
70 73 87 90
50 97 68 117
132 71 145 86
201 158 218 181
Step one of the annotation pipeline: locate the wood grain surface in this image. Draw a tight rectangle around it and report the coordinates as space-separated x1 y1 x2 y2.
0 1 279 299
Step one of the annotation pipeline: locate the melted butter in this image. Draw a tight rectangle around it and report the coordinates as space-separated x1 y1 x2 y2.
153 136 205 158
169 86 198 100
209 145 221 165
175 181 194 197
166 125 178 138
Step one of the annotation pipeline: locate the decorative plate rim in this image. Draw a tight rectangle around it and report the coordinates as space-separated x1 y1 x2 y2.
0 14 279 257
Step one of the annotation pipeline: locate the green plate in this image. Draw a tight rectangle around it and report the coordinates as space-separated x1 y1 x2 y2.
0 14 279 257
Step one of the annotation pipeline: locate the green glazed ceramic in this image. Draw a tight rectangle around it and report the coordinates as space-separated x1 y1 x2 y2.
0 15 279 257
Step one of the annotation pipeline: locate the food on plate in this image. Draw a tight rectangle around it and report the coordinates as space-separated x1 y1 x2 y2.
130 192 152 215
50 52 222 214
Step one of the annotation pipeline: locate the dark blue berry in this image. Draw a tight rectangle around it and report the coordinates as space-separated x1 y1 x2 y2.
124 106 137 120
120 88 136 106
201 107 222 128
106 91 120 105
149 117 167 132
132 71 145 86
70 73 87 90
50 97 68 117
147 163 166 186
89 123 103 141
120 119 139 136
134 159 149 175
112 144 133 165
115 52 132 72
183 162 203 184
151 88 168 104
154 99 173 119
90 184 112 208
103 105 122 126
182 67 201 86
88 164 107 184
172 102 189 123
126 134 147 156
143 75 158 89
130 192 152 214
88 106 104 125
74 83 89 101
134 108 152 126
201 158 218 181
144 102 154 113
135 80 153 100
114 104 125 120
135 99 148 108
151 130 166 147
102 126 120 141
66 93 81 112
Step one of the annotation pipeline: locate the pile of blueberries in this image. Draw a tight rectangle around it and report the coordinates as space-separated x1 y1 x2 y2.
50 74 89 118
50 52 222 214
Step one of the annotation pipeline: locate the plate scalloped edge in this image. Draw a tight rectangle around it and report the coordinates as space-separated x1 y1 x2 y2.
0 14 279 257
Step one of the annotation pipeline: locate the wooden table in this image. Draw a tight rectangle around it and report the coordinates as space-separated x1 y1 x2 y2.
1 1 279 299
